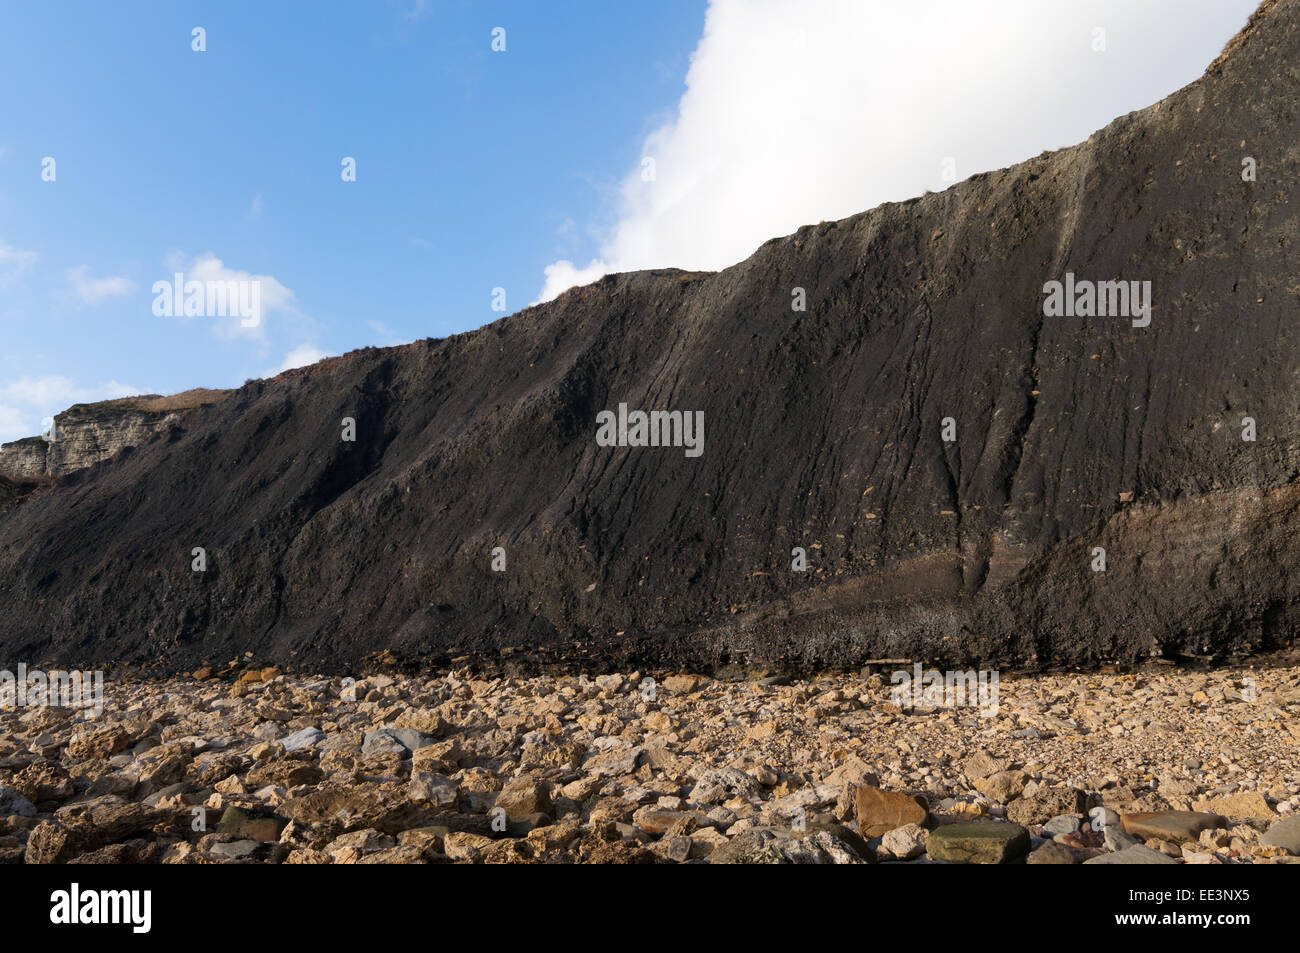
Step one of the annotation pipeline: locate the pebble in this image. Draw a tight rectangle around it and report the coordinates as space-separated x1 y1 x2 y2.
1042 814 1081 837
1 662 1297 864
1260 815 1300 855
879 822 927 860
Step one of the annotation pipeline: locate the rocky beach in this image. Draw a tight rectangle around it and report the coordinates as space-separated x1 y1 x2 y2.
3 656 1298 865
0 0 1295 892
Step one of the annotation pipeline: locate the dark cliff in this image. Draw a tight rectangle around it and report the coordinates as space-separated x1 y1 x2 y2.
0 0 1296 673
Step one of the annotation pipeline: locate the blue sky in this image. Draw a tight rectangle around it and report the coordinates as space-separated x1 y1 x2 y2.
0 0 704 439
0 0 1260 442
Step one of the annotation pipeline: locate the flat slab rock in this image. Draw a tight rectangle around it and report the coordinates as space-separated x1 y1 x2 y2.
1260 816 1300 855
926 821 1030 864
856 785 929 838
1026 841 1082 865
1120 811 1227 844
1083 845 1179 865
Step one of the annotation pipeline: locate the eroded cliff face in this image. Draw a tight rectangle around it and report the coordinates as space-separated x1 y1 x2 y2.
0 410 174 479
0 440 47 480
0 390 231 482
0 2 1295 674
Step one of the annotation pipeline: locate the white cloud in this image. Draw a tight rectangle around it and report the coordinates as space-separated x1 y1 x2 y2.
1 376 87 408
537 258 611 306
537 0 1260 301
0 376 139 408
403 0 432 21
159 252 296 340
0 376 140 444
66 265 133 305
275 344 331 374
247 194 264 220
0 406 28 444
0 241 37 289
366 320 409 347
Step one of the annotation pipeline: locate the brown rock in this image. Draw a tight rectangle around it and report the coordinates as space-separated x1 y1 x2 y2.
823 754 879 788
245 759 323 789
68 841 157 864
480 839 537 865
279 784 430 835
398 825 449 852
633 807 690 835
1059 829 1103 849
137 746 190 790
24 820 74 865
1006 787 1087 825
588 797 637 825
1193 792 1274 820
358 845 430 864
283 849 331 864
13 761 75 802
192 754 249 787
25 803 174 864
494 778 552 819
661 835 692 862
411 739 466 774
522 740 586 769
214 775 248 795
393 708 448 737
962 752 1009 782
1027 841 1080 864
583 746 643 777
976 770 1027 803
410 771 459 809
216 806 287 843
1121 811 1228 844
855 785 929 838
67 725 132 760
444 831 493 862
559 776 603 802
662 674 708 694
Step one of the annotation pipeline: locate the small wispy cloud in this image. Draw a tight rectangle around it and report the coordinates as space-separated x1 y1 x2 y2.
403 0 432 21
273 343 331 375
366 320 409 347
0 406 26 443
1 375 135 408
0 241 37 289
66 265 134 305
536 259 609 305
247 194 263 220
0 376 141 443
159 252 296 341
